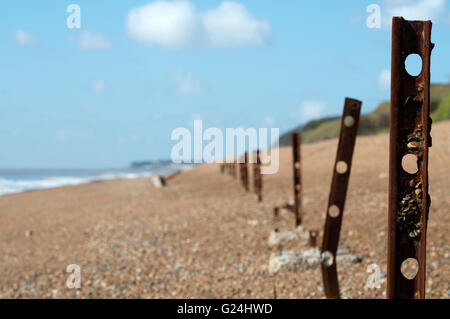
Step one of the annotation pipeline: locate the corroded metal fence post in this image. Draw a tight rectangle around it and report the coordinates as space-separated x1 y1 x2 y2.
388 17 433 299
241 152 249 192
292 133 303 226
239 157 244 185
273 207 280 233
253 150 263 202
309 230 318 248
321 97 362 299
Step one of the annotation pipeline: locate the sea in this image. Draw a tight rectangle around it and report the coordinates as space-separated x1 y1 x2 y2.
0 163 192 196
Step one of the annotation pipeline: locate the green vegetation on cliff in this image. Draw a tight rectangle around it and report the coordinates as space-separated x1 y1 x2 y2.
280 83 450 146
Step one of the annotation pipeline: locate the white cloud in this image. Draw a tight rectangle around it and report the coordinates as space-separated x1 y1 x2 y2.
174 71 207 96
383 0 447 26
78 31 112 50
126 1 203 49
13 30 35 46
378 69 391 90
299 101 326 123
203 2 271 47
263 116 275 126
91 80 106 94
126 0 272 49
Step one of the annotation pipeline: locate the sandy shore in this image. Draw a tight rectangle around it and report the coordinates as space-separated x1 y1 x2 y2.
0 121 449 299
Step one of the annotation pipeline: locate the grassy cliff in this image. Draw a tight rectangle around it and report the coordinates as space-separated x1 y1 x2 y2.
280 83 450 146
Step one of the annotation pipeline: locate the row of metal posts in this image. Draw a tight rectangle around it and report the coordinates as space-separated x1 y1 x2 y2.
218 17 433 299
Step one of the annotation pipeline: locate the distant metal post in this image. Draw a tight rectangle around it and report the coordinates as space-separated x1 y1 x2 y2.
388 17 433 299
291 133 302 226
273 207 280 233
309 230 318 248
253 150 263 202
241 152 249 192
321 97 362 299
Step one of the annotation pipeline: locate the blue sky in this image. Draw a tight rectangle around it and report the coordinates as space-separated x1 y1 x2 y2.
1 0 449 168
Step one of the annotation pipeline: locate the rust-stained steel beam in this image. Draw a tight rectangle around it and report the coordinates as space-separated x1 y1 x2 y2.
388 17 433 299
291 133 303 226
240 152 249 192
273 207 280 233
272 133 303 227
309 230 318 248
321 97 362 299
253 150 263 202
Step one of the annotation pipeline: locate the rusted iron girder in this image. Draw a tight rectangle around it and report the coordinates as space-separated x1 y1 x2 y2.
240 152 249 191
273 207 280 233
292 133 303 226
388 17 433 299
309 230 318 248
321 97 362 299
271 133 303 227
253 150 263 202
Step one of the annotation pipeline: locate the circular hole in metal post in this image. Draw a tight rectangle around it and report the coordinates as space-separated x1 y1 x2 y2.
344 115 355 127
401 258 419 280
336 161 348 174
402 154 419 174
328 205 340 218
405 53 422 77
321 251 334 266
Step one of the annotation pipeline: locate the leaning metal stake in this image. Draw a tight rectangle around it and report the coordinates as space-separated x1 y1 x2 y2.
321 97 362 299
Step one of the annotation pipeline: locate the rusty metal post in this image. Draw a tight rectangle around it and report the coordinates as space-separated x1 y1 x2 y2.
239 157 243 186
253 150 263 202
321 97 362 299
388 17 433 299
273 207 280 233
220 164 225 174
291 133 302 226
241 152 249 192
309 230 318 248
